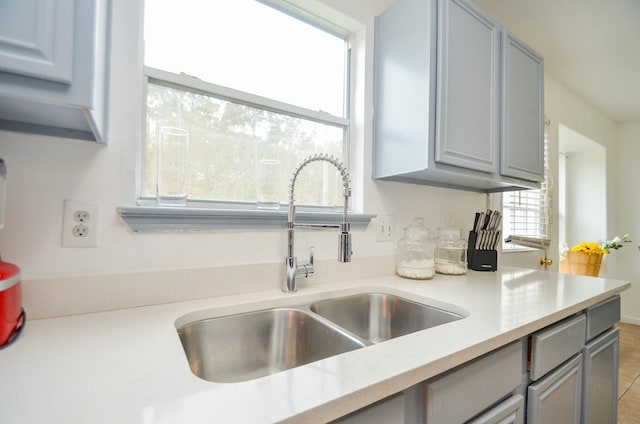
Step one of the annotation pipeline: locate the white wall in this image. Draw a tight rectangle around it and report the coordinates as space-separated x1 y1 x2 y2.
543 75 640 322
564 143 607 245
614 120 640 323
0 0 485 285
543 73 617 245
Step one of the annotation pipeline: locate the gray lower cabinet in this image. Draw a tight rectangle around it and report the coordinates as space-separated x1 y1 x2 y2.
582 327 619 424
526 314 586 423
468 394 524 424
423 341 525 423
332 297 620 423
332 393 405 424
528 315 587 381
0 0 110 142
527 354 583 424
582 296 621 424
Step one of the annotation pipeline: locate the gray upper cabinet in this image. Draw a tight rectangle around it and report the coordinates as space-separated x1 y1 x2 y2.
500 32 544 182
0 0 111 143
373 0 543 192
435 0 500 174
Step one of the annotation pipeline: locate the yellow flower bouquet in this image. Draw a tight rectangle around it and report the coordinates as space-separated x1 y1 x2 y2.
560 234 631 276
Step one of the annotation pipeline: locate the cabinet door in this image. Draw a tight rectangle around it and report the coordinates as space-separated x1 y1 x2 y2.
582 327 619 424
0 0 75 84
500 32 544 182
435 0 500 174
0 0 109 142
527 354 582 424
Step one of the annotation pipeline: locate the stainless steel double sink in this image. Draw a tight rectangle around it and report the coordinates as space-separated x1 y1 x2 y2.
176 292 465 383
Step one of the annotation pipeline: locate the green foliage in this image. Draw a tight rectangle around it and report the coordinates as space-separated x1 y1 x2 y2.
144 83 344 206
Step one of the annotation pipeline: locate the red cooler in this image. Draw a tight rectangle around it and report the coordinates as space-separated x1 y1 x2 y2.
0 158 25 348
0 259 24 347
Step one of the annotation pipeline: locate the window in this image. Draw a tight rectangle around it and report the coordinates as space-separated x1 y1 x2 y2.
142 0 351 209
502 122 552 249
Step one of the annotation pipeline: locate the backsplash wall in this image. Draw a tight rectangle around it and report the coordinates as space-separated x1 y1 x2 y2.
0 0 485 282
1 0 637 326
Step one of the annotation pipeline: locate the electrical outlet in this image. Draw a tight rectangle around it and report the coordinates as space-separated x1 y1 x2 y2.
72 225 90 238
62 200 99 247
375 215 395 242
74 210 91 223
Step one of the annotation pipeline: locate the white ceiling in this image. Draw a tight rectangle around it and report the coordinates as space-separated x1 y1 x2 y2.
473 0 640 123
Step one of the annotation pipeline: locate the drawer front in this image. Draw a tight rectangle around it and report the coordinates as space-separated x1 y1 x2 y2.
425 341 524 424
586 295 620 341
333 393 405 424
468 394 524 424
529 314 586 381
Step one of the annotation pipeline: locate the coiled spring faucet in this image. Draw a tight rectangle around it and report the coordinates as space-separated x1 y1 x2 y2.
284 154 352 293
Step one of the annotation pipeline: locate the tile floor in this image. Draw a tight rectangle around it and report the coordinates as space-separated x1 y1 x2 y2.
618 322 640 424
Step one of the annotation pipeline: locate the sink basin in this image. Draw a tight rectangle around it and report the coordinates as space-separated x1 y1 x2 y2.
177 291 466 382
310 293 464 343
177 308 366 383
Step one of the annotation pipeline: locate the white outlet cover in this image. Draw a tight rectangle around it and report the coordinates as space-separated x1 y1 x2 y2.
376 215 395 242
62 200 99 247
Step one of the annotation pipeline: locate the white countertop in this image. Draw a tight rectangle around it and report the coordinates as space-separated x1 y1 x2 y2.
0 267 630 424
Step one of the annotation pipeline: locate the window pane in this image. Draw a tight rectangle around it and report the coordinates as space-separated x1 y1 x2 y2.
503 125 550 249
145 83 345 206
144 0 347 117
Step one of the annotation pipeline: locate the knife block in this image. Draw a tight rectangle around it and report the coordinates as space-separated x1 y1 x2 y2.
467 231 497 271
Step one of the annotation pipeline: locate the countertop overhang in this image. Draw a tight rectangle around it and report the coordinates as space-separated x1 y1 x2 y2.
0 267 630 423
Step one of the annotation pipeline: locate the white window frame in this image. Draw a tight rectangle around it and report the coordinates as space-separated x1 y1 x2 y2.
502 188 548 251
502 122 551 251
119 0 374 231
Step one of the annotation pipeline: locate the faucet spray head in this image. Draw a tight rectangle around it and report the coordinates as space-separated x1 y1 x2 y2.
339 223 352 262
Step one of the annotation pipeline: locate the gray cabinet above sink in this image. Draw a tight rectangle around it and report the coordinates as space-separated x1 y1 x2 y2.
373 0 544 193
0 0 111 142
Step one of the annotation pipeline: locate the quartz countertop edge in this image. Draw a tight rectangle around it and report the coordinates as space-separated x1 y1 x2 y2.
0 267 630 424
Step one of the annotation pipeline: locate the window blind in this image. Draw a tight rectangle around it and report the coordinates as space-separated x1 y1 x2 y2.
503 123 551 248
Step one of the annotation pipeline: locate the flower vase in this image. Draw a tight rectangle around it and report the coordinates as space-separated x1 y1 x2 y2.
560 251 602 276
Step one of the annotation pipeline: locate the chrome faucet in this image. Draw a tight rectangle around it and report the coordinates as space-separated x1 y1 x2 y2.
284 154 352 293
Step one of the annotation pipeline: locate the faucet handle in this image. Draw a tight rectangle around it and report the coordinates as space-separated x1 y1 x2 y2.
299 247 315 278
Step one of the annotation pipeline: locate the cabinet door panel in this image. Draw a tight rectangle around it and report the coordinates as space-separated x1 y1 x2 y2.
500 32 544 181
586 295 620 340
529 314 586 381
527 354 582 424
0 0 75 83
468 394 524 424
436 0 500 173
582 327 619 424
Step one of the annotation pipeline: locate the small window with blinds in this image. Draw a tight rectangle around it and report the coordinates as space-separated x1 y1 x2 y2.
502 189 548 250
502 121 551 250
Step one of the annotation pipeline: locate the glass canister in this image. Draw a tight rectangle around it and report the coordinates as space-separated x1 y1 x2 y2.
396 218 435 280
435 226 467 275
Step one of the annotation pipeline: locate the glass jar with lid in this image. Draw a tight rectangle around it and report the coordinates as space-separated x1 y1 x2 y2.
435 226 467 275
396 218 435 280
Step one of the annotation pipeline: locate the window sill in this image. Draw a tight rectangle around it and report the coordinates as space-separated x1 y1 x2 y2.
502 246 540 253
117 205 375 232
